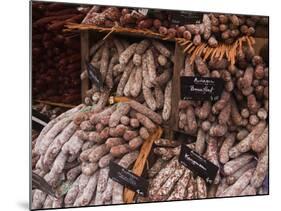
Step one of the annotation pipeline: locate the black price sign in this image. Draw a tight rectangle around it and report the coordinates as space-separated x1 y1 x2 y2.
180 76 224 101
170 12 203 25
179 145 219 184
109 161 148 196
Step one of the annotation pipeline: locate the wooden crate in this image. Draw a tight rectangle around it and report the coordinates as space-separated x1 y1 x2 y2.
79 27 268 136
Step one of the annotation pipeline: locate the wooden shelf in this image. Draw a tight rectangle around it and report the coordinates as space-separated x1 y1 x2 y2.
33 99 77 108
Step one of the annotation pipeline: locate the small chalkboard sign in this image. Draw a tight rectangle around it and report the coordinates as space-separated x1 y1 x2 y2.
180 76 225 101
170 12 203 25
179 145 219 184
109 161 148 196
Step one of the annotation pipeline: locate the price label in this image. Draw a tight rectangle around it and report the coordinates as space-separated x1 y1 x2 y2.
181 76 224 101
179 145 219 184
109 161 148 196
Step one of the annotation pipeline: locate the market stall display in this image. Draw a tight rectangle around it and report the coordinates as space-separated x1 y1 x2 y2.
31 2 269 210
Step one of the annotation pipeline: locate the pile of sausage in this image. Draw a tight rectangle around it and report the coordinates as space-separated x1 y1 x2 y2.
82 37 174 121
32 94 164 208
171 46 268 200
138 133 268 202
147 158 208 200
32 2 87 104
82 6 268 46
178 44 268 137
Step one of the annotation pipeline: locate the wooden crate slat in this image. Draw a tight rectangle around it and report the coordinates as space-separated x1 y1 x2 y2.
170 43 185 133
80 30 89 101
123 127 163 203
